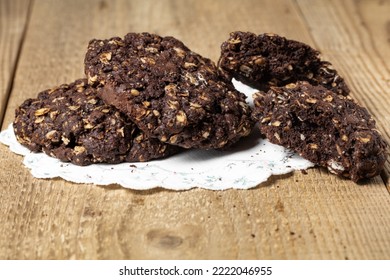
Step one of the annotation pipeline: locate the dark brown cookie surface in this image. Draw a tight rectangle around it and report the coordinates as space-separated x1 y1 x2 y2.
218 31 349 95
14 79 177 165
252 81 388 182
84 32 254 149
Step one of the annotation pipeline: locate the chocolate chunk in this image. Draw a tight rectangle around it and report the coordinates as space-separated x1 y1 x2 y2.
13 79 178 165
218 31 350 95
84 32 254 149
252 81 388 182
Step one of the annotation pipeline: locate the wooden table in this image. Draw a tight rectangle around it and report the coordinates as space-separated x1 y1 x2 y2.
1 0 389 260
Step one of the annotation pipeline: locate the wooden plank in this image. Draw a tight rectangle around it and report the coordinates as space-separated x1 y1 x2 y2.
0 0 31 125
353 0 390 66
1 0 389 260
294 0 390 187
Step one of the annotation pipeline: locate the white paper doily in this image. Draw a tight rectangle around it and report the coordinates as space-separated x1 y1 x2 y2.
0 80 314 190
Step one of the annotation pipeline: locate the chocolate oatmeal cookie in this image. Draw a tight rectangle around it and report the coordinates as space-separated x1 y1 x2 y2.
84 32 254 149
252 81 388 182
218 31 349 95
13 79 178 165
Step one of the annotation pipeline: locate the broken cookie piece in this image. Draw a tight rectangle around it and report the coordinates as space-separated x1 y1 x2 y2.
84 32 254 149
13 79 178 165
218 31 349 95
252 81 387 182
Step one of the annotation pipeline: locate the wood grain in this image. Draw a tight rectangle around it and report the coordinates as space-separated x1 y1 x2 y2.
0 0 32 124
0 0 389 260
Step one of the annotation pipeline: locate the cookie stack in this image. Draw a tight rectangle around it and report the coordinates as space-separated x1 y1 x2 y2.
218 31 388 182
13 32 254 166
13 31 387 182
